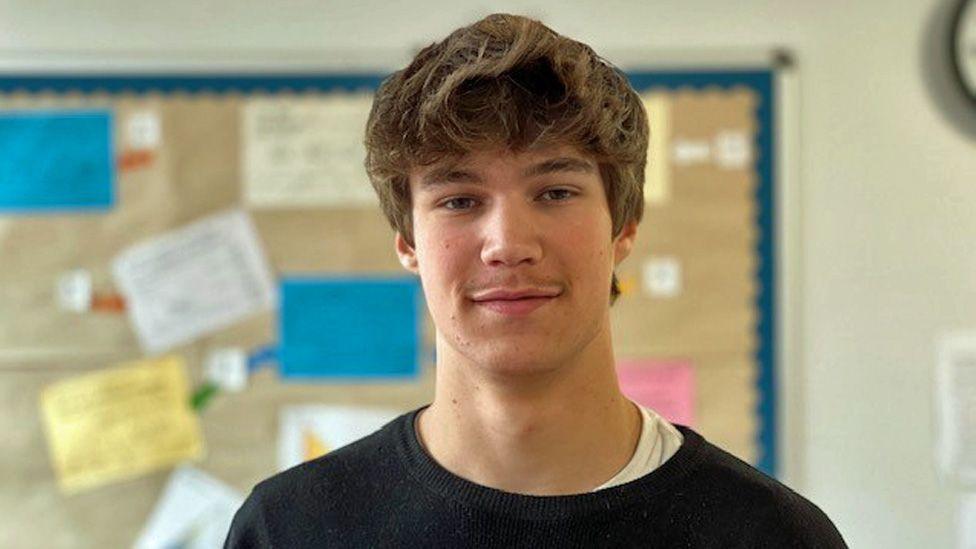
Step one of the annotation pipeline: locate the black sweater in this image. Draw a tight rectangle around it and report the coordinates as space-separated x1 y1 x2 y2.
225 407 847 548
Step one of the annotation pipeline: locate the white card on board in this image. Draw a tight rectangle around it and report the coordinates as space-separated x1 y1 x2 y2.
642 256 683 298
204 347 249 392
126 110 162 150
713 129 752 169
57 269 93 312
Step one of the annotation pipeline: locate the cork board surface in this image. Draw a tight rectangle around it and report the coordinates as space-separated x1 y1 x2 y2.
0 76 771 547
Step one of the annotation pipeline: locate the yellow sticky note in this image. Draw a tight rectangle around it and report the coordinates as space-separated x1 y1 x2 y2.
642 93 672 205
40 356 204 494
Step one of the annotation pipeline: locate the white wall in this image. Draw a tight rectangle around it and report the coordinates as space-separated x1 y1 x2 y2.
2 0 973 546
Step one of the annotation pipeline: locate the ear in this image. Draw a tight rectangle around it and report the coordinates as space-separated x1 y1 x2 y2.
395 232 419 274
612 221 638 267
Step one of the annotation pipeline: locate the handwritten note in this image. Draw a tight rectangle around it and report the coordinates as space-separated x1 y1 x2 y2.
616 359 696 427
112 209 277 353
40 356 204 493
242 95 378 207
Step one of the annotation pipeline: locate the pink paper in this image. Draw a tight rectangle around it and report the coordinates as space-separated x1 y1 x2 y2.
616 359 695 427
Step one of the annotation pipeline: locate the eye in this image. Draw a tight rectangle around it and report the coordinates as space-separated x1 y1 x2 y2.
539 188 576 201
441 197 478 210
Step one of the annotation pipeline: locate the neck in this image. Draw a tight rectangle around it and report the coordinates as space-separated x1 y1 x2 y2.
416 325 640 496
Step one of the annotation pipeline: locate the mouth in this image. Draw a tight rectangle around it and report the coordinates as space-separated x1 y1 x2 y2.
469 290 561 317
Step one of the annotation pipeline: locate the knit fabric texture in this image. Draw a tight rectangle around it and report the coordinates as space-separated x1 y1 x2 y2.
225 407 847 548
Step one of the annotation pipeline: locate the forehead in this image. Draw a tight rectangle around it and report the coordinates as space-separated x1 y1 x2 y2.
409 144 598 190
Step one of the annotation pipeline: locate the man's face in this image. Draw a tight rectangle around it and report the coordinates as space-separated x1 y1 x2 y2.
396 144 637 377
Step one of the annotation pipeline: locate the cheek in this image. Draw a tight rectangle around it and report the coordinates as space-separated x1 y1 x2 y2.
416 233 471 294
556 220 614 290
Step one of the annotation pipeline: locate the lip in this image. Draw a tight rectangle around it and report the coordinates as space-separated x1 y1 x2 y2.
469 288 562 301
470 288 561 317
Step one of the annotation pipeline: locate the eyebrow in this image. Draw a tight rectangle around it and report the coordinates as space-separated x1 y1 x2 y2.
524 157 596 178
419 156 596 189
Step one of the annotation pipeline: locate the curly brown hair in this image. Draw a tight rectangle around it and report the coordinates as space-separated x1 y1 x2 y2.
364 13 648 302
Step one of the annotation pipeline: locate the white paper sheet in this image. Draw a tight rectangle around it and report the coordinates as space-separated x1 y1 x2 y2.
278 405 401 471
112 209 277 353
134 466 243 549
937 333 976 487
242 95 378 207
960 492 976 549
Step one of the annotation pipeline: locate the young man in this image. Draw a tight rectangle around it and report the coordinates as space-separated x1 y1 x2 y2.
226 14 847 548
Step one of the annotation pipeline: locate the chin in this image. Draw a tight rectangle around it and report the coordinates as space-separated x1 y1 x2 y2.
467 348 567 378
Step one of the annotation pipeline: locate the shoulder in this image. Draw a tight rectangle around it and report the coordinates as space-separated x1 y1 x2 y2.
224 414 407 547
673 426 847 547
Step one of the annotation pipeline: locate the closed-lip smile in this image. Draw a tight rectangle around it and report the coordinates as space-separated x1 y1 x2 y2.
469 287 562 317
469 288 562 301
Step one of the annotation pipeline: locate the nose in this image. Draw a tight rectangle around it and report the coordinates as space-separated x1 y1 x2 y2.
479 199 543 267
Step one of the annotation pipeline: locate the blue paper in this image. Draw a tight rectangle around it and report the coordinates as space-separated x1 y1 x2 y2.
0 110 114 212
279 277 422 380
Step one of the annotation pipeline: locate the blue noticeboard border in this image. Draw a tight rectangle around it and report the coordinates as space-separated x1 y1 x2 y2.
0 68 779 476
629 70 778 476
0 73 385 95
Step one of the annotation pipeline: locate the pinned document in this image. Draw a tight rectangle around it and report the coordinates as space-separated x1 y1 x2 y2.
936 333 976 487
40 356 204 493
134 466 242 549
278 405 401 471
112 209 277 353
617 359 695 427
279 277 422 379
959 492 976 549
242 95 378 207
0 110 114 212
641 93 672 205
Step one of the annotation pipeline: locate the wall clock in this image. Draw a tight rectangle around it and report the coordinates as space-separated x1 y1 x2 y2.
951 0 976 106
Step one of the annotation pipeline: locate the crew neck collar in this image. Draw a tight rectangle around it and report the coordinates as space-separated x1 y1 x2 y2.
392 405 707 521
